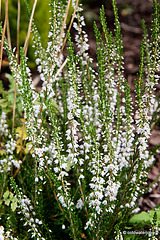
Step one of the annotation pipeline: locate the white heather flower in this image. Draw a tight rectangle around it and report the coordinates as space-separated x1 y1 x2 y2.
125 203 130 208
132 208 140 214
33 105 40 118
75 108 81 117
37 119 42 124
37 65 42 73
67 112 73 120
25 213 30 218
84 218 94 230
12 160 21 168
35 58 41 65
76 198 84 209
61 163 68 169
0 226 4 238
79 174 84 179
54 167 59 173
30 218 34 223
62 225 65 229
35 177 39 182
48 31 52 38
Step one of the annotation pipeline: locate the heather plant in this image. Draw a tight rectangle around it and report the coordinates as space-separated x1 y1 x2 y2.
0 0 160 239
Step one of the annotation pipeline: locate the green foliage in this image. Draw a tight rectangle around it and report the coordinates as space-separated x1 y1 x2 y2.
0 74 22 115
1 190 18 211
129 209 160 227
122 208 160 240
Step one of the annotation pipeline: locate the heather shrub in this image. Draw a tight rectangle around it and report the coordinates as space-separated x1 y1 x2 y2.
0 0 160 239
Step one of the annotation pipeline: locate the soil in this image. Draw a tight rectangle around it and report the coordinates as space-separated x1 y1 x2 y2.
1 0 160 214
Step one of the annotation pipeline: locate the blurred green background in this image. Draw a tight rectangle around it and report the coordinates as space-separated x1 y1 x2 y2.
2 0 51 68
1 0 111 69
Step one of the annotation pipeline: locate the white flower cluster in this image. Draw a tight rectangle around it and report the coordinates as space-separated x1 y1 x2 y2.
72 0 77 8
0 136 22 172
0 226 4 240
0 225 18 240
0 112 8 136
75 198 84 209
14 190 46 239
48 126 75 212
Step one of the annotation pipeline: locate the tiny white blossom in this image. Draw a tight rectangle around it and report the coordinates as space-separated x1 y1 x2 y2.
76 198 84 209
